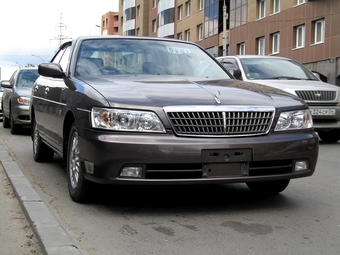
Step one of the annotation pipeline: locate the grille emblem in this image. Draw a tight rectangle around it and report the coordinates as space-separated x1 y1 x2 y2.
315 93 322 98
214 91 221 104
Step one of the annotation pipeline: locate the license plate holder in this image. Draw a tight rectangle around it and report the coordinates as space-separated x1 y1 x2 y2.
201 149 252 177
310 108 335 116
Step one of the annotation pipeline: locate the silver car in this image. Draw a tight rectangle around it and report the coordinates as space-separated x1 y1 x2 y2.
217 55 340 143
1 67 39 134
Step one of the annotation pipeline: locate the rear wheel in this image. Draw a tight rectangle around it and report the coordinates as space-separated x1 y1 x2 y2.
318 130 340 143
67 124 91 203
246 180 290 195
32 119 54 162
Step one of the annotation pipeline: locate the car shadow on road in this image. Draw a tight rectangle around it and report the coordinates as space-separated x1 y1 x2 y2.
85 182 296 214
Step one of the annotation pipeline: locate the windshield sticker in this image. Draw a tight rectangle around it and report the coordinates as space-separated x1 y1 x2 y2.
167 47 191 54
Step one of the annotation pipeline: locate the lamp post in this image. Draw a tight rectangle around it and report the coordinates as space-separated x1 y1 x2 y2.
96 25 102 35
31 54 45 62
15 62 23 68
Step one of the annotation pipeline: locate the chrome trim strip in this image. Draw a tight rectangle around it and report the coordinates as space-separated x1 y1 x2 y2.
32 95 67 107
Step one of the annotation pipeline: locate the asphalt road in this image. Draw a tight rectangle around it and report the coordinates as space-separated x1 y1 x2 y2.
0 126 339 255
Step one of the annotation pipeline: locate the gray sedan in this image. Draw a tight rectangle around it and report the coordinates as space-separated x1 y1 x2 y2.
1 67 39 134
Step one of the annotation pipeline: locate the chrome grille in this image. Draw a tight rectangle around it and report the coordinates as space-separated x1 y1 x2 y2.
164 106 275 137
296 91 336 101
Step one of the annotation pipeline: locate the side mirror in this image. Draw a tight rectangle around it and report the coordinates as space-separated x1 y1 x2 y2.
0 80 11 88
233 69 242 80
38 63 64 79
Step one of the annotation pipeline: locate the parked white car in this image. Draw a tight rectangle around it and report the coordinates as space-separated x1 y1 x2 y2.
216 55 340 143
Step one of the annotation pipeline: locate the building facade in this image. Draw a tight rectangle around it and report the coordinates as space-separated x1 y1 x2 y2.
111 0 340 85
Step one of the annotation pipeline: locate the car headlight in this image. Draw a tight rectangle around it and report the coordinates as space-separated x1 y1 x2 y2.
275 109 313 131
91 107 166 133
17 97 30 105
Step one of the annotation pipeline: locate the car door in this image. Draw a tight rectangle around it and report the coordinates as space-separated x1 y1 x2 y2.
33 45 71 153
2 70 18 118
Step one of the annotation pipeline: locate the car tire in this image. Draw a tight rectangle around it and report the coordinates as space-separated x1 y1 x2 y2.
246 180 290 194
3 113 10 128
32 119 54 162
10 109 21 134
67 124 91 203
318 130 340 143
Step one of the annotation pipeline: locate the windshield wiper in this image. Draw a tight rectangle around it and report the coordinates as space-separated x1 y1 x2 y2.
262 76 302 80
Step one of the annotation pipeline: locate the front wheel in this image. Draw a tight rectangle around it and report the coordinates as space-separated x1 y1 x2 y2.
67 124 91 203
318 130 340 143
10 109 21 134
3 113 10 128
246 180 290 195
32 119 54 162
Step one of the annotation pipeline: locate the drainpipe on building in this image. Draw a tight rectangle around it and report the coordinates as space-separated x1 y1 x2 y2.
223 0 227 56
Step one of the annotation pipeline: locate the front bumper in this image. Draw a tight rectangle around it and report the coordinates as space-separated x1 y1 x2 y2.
77 128 319 185
13 105 30 125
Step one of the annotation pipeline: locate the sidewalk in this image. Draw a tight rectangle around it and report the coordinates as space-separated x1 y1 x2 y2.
0 143 82 255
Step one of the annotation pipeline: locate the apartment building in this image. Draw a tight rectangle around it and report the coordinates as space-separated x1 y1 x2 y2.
229 0 340 85
114 0 339 85
100 12 119 35
119 0 225 56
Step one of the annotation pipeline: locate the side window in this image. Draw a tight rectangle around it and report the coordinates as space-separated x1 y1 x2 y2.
220 58 239 73
58 46 71 71
9 70 18 86
52 45 71 71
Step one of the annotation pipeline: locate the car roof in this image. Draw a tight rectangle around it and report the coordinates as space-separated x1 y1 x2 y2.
217 55 291 60
61 35 200 49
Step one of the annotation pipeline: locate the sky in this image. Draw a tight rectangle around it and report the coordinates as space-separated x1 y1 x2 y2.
0 0 119 80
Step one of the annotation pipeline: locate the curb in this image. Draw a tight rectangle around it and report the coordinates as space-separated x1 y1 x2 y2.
0 144 82 255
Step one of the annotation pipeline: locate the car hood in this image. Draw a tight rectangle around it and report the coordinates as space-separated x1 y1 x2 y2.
80 75 305 108
16 87 33 97
246 79 340 96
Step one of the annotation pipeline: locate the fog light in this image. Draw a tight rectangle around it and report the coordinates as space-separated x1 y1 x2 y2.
294 160 308 171
120 166 143 177
84 161 94 174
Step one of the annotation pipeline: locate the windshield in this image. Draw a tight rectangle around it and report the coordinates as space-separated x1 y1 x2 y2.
17 70 39 88
240 58 319 81
75 38 231 79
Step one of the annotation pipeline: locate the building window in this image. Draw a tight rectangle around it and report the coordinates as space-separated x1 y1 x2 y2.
198 24 203 41
186 1 191 17
198 0 204 10
297 0 305 5
137 5 140 17
238 43 246 55
152 19 157 33
257 37 265 55
178 5 183 20
204 0 220 38
273 0 280 14
314 19 325 44
178 33 183 40
272 33 280 54
295 25 305 48
186 30 190 41
258 0 266 19
159 8 175 27
230 0 247 29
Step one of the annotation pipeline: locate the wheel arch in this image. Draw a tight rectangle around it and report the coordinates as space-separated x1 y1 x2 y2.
63 110 75 165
